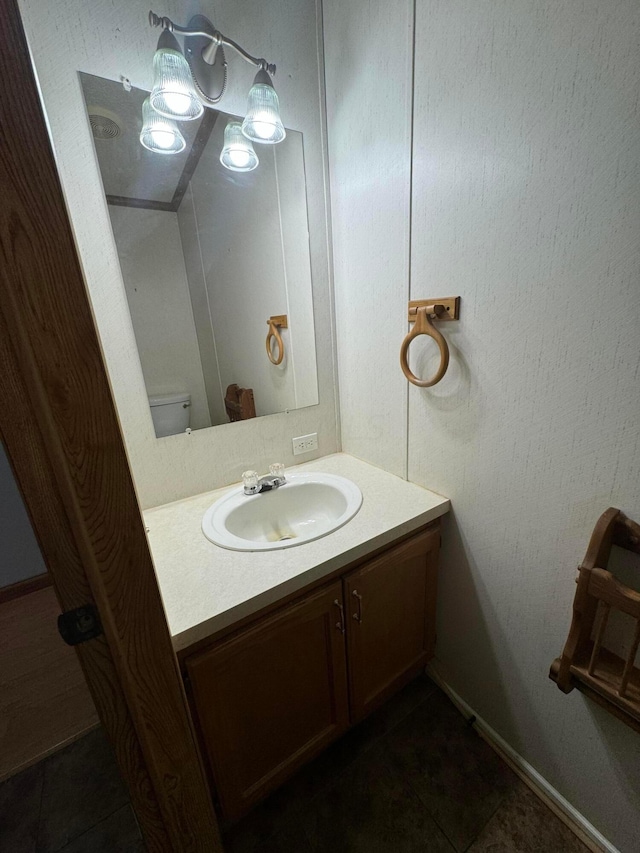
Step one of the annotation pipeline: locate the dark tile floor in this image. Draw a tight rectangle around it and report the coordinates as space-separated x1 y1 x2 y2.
0 677 588 853
223 677 588 853
0 728 143 853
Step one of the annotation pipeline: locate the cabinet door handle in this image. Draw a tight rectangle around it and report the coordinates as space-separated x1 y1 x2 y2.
334 599 345 634
352 590 363 623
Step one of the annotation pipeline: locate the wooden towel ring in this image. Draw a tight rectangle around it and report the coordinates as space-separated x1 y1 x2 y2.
266 315 288 365
400 304 449 387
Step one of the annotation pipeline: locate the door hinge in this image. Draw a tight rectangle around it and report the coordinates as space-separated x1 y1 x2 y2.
57 604 103 645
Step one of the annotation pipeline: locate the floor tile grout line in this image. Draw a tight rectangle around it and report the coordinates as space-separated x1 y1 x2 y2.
461 784 516 853
396 766 466 853
54 804 136 852
377 749 458 853
44 799 130 852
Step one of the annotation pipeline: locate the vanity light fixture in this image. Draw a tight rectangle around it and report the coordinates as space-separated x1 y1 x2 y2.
220 121 259 172
147 12 285 149
139 96 186 154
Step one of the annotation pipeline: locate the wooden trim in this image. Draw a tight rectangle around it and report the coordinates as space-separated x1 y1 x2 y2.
0 3 221 851
105 108 218 213
0 572 52 604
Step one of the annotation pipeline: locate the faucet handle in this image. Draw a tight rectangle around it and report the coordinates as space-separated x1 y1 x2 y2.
269 462 286 482
242 470 260 494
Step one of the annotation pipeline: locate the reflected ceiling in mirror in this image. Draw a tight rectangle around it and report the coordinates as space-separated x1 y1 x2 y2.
81 73 319 438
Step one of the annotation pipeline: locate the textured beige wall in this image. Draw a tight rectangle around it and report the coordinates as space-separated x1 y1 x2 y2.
325 1 640 850
20 0 338 508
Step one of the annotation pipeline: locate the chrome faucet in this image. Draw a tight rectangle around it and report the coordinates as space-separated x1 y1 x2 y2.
242 463 286 496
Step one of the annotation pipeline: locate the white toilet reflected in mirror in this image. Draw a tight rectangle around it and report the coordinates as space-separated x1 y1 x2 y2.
149 392 191 437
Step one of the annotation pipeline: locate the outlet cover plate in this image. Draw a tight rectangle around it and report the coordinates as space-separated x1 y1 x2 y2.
292 433 318 456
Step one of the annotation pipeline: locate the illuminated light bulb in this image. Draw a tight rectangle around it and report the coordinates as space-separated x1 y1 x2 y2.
150 29 203 121
228 148 251 168
241 70 286 145
250 112 277 140
139 97 186 155
220 121 258 172
150 129 176 149
161 89 193 116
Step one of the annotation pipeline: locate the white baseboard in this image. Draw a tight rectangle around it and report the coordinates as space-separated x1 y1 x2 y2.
426 663 619 853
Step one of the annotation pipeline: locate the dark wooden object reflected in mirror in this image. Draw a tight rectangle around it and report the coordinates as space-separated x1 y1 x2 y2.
550 507 640 734
224 384 256 422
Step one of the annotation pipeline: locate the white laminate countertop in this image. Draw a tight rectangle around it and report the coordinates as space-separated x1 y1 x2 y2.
144 453 450 652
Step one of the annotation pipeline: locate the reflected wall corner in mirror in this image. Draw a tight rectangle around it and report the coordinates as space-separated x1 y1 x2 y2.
79 72 319 440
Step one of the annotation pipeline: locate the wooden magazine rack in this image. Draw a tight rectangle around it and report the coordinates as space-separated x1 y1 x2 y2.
550 507 640 733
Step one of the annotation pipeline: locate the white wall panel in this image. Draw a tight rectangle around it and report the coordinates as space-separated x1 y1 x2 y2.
323 0 414 478
408 3 640 850
108 207 211 430
19 0 337 508
177 184 227 426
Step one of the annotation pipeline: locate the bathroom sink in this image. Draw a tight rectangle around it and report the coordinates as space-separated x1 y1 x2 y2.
202 473 363 551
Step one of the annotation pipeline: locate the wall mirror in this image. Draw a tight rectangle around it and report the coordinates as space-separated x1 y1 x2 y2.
80 72 319 437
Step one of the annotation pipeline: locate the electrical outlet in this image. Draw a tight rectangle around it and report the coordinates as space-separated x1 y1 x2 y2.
292 433 318 456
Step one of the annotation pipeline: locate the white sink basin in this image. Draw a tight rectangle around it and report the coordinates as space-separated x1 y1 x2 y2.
202 473 363 551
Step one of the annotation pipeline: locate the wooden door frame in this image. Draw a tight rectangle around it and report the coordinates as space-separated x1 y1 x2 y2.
0 3 222 850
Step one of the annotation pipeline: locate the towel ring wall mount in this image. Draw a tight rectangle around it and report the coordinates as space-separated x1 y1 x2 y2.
400 297 460 387
266 315 288 365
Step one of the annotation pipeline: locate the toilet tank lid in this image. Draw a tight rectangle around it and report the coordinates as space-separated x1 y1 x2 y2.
148 392 190 407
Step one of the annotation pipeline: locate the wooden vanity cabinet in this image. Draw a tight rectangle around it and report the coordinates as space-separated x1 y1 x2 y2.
185 525 440 823
185 581 350 823
344 527 439 722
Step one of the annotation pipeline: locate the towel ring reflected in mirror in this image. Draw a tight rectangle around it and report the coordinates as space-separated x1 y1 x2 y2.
266 315 288 365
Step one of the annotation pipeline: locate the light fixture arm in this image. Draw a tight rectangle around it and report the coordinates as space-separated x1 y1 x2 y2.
148 11 276 75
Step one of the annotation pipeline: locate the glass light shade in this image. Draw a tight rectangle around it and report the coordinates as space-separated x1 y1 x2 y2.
150 47 204 121
241 72 286 144
220 121 259 172
140 97 186 155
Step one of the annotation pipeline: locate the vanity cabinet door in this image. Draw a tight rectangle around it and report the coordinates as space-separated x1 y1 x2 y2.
344 527 439 722
185 581 349 822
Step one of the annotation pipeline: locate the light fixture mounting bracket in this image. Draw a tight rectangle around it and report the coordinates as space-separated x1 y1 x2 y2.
183 15 228 104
